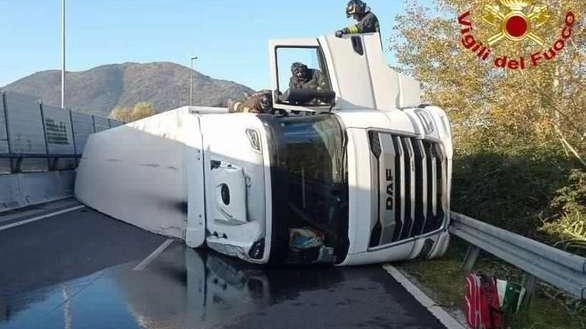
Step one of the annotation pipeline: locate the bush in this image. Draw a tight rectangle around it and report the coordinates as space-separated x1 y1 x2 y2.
451 146 576 239
541 169 586 243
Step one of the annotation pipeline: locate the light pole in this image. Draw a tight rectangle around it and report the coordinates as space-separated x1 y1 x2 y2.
189 56 198 106
61 0 66 109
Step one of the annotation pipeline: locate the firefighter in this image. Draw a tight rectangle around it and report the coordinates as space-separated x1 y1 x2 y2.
289 62 327 91
228 90 273 114
281 62 330 105
335 0 380 37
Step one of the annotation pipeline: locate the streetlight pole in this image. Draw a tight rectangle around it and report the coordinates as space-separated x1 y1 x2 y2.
61 0 66 109
189 56 198 106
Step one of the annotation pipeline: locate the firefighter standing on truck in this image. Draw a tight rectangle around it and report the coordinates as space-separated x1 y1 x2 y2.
336 0 380 37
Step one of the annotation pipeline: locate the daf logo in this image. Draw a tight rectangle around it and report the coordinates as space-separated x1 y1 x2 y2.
386 169 394 210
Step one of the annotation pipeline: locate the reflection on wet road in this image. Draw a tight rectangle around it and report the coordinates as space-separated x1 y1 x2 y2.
0 208 446 329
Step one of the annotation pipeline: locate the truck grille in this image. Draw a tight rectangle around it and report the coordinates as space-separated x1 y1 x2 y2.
368 131 448 248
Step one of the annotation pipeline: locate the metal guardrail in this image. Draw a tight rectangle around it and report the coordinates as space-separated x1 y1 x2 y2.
449 212 586 300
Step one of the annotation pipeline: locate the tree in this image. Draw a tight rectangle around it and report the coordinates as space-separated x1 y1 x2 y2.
131 102 157 121
390 0 585 161
109 106 132 122
108 102 158 122
391 1 585 243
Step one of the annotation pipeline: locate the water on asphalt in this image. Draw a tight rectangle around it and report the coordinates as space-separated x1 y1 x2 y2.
0 207 447 329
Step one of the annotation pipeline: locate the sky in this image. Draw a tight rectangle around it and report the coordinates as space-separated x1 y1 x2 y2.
0 0 432 90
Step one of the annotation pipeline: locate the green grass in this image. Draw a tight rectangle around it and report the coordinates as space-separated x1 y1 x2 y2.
397 241 586 329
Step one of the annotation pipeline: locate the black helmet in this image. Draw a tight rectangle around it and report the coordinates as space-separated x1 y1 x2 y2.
291 62 309 80
346 0 366 18
257 91 273 112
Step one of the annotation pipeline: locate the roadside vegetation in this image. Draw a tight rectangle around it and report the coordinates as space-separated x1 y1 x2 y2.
390 0 584 327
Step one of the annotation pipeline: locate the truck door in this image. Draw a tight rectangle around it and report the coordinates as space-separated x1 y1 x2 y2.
269 39 336 113
199 114 271 263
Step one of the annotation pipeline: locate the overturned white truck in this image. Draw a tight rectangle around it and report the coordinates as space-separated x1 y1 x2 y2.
75 33 453 266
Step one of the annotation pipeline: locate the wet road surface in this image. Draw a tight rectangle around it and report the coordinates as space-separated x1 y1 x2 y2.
0 205 447 329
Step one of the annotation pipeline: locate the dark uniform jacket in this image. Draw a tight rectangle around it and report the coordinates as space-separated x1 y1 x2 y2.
282 69 330 105
289 69 328 91
228 91 272 113
344 10 380 34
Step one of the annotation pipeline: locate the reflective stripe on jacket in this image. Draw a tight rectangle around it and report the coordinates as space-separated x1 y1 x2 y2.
345 11 380 34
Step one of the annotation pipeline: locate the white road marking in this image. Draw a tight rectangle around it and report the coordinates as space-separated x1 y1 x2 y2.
383 264 467 329
134 239 175 271
0 205 85 232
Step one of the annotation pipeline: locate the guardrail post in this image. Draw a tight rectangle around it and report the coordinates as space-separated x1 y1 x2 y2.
521 273 537 308
462 245 480 272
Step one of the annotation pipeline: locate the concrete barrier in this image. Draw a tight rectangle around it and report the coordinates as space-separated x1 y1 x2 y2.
0 170 76 213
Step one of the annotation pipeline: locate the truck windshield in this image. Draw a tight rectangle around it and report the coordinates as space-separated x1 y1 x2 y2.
261 114 349 264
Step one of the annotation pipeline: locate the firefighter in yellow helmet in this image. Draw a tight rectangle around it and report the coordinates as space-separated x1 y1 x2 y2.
336 0 380 37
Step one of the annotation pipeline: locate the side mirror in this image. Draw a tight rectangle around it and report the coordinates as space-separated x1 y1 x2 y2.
287 88 336 106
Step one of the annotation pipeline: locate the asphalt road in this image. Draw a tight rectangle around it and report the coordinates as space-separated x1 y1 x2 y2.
0 203 448 329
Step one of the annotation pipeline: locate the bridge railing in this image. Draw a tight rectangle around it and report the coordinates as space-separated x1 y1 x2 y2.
0 91 123 174
450 211 586 300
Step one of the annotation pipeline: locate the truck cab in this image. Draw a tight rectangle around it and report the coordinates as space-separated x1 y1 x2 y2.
75 33 452 266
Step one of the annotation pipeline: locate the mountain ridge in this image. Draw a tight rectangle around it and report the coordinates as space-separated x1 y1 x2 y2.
3 62 254 116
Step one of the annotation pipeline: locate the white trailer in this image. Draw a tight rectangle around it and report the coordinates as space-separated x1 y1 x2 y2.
75 33 453 265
